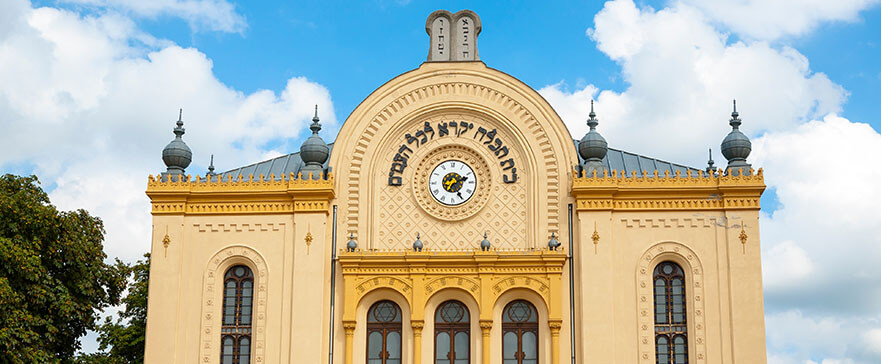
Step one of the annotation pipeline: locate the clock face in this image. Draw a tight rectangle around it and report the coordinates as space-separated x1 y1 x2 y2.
429 160 476 206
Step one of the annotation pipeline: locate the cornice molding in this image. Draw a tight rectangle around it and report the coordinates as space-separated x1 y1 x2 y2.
571 168 765 211
146 173 335 215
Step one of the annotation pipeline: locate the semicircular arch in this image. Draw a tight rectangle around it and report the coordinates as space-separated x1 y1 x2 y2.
330 62 578 249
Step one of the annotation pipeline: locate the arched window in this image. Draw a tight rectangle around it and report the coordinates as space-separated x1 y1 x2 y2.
435 300 470 364
221 265 253 364
367 300 402 364
502 300 538 364
654 261 687 364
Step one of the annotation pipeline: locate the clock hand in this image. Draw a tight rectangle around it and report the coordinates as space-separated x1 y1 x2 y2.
457 192 463 199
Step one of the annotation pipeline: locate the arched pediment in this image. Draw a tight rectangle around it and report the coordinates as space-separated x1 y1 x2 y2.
330 62 578 250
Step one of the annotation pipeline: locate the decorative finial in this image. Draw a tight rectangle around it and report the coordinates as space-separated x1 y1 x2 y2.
480 232 491 251
173 108 185 137
548 232 561 250
706 148 715 175
730 99 741 129
310 104 321 134
207 154 216 176
587 100 598 130
413 233 423 252
346 233 358 252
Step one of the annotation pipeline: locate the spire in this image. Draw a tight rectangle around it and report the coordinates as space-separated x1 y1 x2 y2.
207 154 216 176
705 148 716 175
310 104 321 134
587 100 598 130
721 99 752 175
578 99 608 175
161 108 192 178
174 108 185 137
729 99 742 129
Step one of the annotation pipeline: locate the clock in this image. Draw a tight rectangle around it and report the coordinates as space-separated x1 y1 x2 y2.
412 145 490 221
429 160 476 206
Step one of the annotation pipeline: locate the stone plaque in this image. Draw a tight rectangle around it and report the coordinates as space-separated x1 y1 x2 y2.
426 10 481 62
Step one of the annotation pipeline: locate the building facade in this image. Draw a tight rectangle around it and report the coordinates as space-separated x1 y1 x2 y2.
143 10 767 364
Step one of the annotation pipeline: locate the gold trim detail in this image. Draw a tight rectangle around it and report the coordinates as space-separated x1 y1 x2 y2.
572 168 765 211
146 173 334 215
339 248 566 325
591 221 600 254
739 225 748 254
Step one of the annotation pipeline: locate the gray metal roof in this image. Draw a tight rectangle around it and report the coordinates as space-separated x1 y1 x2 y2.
212 140 699 181
213 143 334 181
590 146 702 177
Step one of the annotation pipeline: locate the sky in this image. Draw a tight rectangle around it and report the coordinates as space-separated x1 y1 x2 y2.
1 0 880 362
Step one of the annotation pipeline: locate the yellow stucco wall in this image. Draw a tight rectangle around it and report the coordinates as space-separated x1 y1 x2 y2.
143 61 767 364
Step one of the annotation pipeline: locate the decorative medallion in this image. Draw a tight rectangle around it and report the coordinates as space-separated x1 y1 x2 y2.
413 145 491 221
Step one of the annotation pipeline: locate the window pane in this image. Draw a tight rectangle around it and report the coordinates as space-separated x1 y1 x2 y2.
674 335 687 364
222 337 234 364
656 336 669 364
672 278 685 324
655 278 667 324
522 331 537 359
239 337 251 364
387 331 402 359
454 331 469 360
240 280 253 325
223 281 237 325
503 332 518 359
436 331 450 363
367 331 383 359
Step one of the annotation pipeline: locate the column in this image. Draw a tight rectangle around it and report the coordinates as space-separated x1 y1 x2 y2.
412 320 424 364
343 321 356 364
480 320 492 364
549 320 563 364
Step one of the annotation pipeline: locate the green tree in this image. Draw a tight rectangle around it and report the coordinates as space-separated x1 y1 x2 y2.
0 174 126 363
79 254 149 364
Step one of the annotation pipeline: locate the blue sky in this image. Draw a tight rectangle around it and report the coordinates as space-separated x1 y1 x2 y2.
4 0 881 362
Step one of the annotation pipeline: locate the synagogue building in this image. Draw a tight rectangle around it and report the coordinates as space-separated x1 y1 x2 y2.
144 10 768 364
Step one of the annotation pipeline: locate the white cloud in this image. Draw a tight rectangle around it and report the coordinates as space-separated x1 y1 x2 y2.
0 1 335 266
679 0 881 40
543 0 846 168
541 1 881 362
62 0 247 33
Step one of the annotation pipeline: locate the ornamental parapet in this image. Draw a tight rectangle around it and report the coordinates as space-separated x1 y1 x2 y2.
145 172 334 215
571 168 765 211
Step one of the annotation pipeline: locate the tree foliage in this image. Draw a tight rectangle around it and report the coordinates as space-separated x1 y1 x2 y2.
78 255 149 364
0 174 126 363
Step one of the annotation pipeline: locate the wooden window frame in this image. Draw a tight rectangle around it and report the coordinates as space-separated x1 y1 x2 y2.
366 300 403 364
434 300 471 363
501 300 539 364
220 265 253 364
653 261 687 364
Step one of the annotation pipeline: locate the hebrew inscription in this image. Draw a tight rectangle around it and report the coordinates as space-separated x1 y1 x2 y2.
388 120 518 185
426 10 481 62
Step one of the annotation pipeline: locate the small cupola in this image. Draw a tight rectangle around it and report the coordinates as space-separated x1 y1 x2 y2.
578 100 608 175
299 105 330 179
720 100 752 175
161 109 192 179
